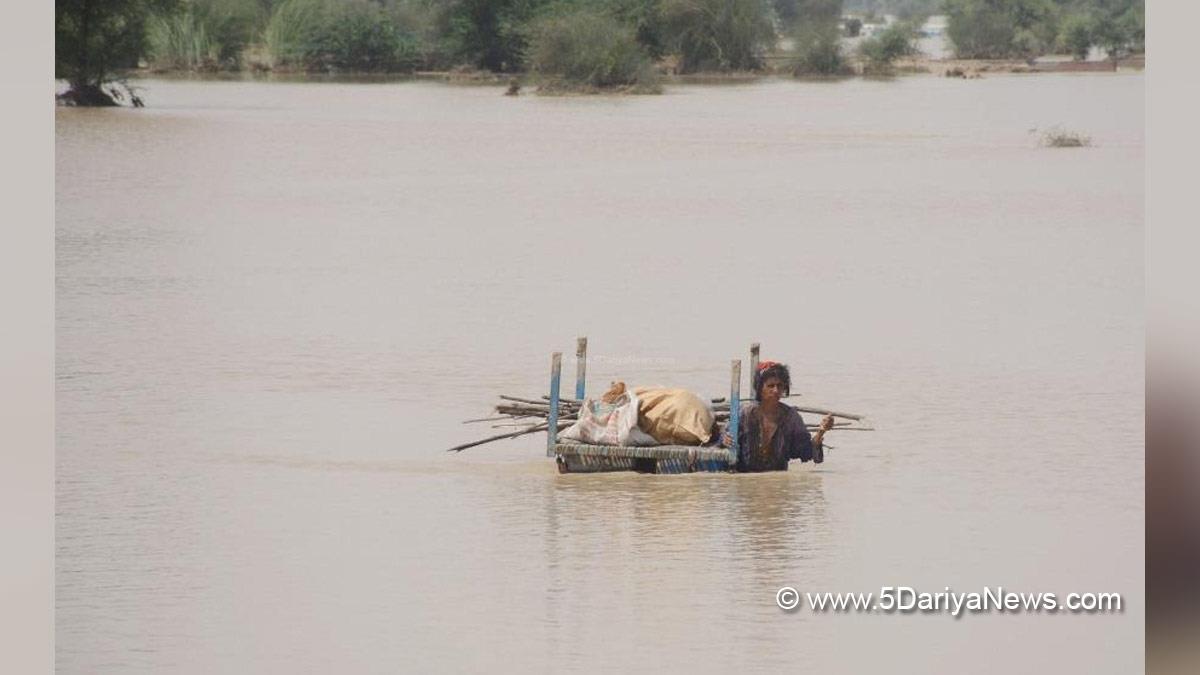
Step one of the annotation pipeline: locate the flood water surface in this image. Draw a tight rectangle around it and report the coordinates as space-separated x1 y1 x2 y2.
56 73 1143 672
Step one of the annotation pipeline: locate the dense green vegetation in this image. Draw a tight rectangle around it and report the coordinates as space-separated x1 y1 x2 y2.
944 0 1144 60
791 24 851 76
859 20 917 74
147 0 257 69
526 7 659 90
658 0 777 72
789 0 851 76
55 0 1145 104
56 0 178 104
263 0 420 71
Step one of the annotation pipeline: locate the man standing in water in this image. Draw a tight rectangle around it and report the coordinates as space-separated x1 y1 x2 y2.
723 361 834 472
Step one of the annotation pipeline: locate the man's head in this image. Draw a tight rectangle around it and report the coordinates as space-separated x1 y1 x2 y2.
755 361 791 403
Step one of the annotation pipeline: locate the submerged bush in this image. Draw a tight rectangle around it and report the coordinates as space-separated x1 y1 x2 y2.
265 0 420 71
1040 126 1091 148
659 0 777 72
527 8 659 91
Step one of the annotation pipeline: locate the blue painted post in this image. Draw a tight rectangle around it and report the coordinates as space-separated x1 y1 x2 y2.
547 352 562 457
575 337 587 401
728 359 741 467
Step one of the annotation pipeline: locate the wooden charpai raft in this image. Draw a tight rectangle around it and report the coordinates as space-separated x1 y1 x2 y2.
548 338 752 474
449 337 869 471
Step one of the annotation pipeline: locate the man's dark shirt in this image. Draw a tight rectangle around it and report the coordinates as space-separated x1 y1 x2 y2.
734 401 823 472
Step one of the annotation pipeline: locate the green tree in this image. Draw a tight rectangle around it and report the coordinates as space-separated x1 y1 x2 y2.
317 0 420 70
265 0 421 71
526 6 658 90
56 0 178 105
859 20 915 73
944 0 1058 59
774 0 842 30
603 0 670 57
1090 12 1127 59
660 0 778 72
435 0 548 71
792 22 849 75
1058 13 1091 59
1117 3 1144 52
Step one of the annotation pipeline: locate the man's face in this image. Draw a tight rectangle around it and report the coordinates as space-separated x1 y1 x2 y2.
760 376 785 403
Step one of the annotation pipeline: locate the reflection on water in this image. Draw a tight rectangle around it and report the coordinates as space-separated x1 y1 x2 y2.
57 74 1143 672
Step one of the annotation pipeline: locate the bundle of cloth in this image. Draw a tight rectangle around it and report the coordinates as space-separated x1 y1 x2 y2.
558 382 716 447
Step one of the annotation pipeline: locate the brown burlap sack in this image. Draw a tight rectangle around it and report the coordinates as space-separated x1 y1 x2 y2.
633 387 714 445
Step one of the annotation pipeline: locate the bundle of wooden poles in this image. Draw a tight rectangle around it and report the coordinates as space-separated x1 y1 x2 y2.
448 394 872 453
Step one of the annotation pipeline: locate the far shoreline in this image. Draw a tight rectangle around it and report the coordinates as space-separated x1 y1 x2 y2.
115 53 1145 92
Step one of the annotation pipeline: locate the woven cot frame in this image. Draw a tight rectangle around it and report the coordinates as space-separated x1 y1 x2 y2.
548 338 750 474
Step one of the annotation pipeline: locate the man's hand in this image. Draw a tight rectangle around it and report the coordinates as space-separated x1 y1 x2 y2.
819 414 835 431
722 432 734 448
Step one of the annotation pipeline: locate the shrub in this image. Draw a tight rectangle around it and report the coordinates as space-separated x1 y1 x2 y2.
148 10 220 69
859 21 916 74
1090 13 1128 60
148 0 260 70
264 0 328 66
1038 126 1091 148
844 17 862 37
266 0 420 71
527 8 658 91
386 0 453 68
792 23 850 76
1058 14 1092 61
773 0 842 31
1118 4 1144 53
659 0 777 72
1011 27 1045 62
432 0 547 72
945 0 1058 59
317 0 419 70
604 0 670 58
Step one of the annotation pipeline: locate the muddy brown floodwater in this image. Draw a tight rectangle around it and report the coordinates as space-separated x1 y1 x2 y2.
56 72 1143 673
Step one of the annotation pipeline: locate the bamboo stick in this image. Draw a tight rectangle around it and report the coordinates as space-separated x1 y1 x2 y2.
792 406 865 422
446 420 572 453
463 414 532 424
499 395 555 406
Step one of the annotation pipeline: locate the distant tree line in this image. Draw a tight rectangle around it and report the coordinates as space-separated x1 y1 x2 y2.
944 0 1143 60
55 0 1144 104
59 0 840 100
